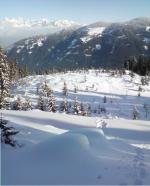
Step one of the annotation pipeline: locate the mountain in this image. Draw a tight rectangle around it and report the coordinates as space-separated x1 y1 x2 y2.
0 18 81 47
6 17 150 71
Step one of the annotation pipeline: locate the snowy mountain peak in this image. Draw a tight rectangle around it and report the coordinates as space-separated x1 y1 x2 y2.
0 18 82 47
0 17 81 29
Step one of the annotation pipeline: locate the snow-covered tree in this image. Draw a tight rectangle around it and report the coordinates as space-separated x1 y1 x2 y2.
60 98 68 113
138 86 143 92
23 97 32 111
73 97 80 115
47 95 56 112
0 113 19 147
37 95 45 111
132 106 140 120
41 81 52 97
74 86 78 93
12 96 23 110
103 96 107 103
0 49 11 109
63 82 68 96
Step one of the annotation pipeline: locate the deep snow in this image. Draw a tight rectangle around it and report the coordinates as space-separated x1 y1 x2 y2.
1 70 150 185
12 70 150 120
1 110 150 185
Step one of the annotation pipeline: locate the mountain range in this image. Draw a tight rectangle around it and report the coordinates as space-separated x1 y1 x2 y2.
4 17 150 71
0 18 81 47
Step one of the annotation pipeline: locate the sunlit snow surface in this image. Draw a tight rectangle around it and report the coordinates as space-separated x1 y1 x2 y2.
1 70 150 185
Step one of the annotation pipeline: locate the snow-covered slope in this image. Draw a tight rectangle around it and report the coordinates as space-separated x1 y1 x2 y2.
1 110 150 185
12 70 150 120
6 17 150 71
1 70 150 185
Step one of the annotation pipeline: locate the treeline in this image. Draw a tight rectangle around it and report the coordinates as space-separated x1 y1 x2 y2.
124 55 150 76
0 48 27 109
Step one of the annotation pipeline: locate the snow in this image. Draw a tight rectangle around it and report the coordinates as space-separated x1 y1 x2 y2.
1 70 150 185
0 18 82 47
96 44 101 50
81 27 105 43
1 110 150 185
143 37 150 44
144 45 148 50
12 70 150 120
146 26 150 32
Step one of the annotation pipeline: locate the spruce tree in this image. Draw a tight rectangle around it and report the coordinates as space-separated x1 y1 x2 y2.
0 48 11 109
73 97 80 115
0 113 19 147
13 96 23 110
37 95 45 111
23 96 32 111
63 82 68 96
47 95 56 112
41 81 52 97
60 98 68 113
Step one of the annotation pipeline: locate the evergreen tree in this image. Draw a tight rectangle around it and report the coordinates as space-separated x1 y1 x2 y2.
73 97 80 115
103 96 107 103
0 48 11 109
41 81 52 97
74 87 78 93
23 96 32 111
47 95 56 112
12 96 23 110
0 113 19 147
63 82 68 96
132 106 140 120
60 98 68 113
37 95 45 111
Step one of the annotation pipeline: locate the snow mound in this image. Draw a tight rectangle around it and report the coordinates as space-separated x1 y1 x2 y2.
30 128 109 159
2 127 150 185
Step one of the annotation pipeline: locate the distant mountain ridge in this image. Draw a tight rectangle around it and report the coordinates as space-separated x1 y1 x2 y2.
0 18 82 47
6 17 150 71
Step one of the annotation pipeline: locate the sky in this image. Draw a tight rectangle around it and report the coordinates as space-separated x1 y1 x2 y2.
0 0 150 23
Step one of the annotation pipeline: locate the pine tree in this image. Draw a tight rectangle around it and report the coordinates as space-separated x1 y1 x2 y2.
0 48 11 109
63 82 68 96
47 95 56 112
132 106 140 120
74 86 78 93
73 97 80 115
41 81 52 97
12 96 23 110
23 96 32 111
0 113 19 147
60 98 68 113
103 96 107 103
37 95 45 111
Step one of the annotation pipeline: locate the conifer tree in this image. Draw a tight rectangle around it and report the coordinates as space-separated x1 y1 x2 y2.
12 96 23 110
23 96 32 111
132 106 140 120
60 98 68 113
0 48 11 109
41 81 52 97
0 113 19 147
73 97 80 115
47 95 56 112
63 82 68 96
103 96 107 103
37 95 45 111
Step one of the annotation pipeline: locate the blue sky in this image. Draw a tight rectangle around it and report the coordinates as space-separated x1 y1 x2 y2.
0 0 150 23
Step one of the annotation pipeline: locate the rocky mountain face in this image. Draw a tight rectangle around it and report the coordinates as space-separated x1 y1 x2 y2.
6 18 150 72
